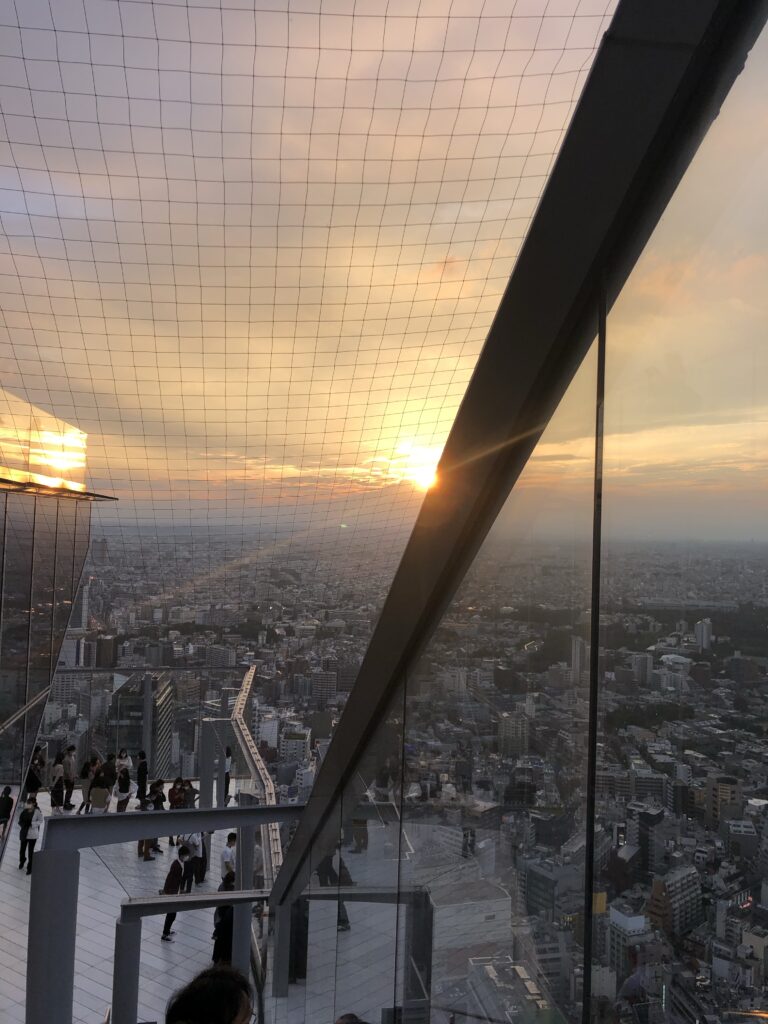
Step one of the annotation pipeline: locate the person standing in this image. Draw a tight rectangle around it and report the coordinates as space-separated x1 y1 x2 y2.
113 767 137 812
224 746 232 802
221 833 237 882
179 830 203 892
76 756 100 814
101 753 117 790
160 845 190 941
212 875 235 964
18 797 43 874
88 771 111 813
0 786 13 840
115 748 133 774
50 753 65 813
168 776 185 846
24 746 44 799
62 744 77 810
136 751 148 806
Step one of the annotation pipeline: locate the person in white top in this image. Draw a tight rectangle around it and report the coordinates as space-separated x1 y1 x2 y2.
221 832 237 880
115 748 133 773
224 746 233 802
21 799 44 875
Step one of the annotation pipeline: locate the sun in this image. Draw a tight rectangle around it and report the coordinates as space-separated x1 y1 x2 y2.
398 444 441 491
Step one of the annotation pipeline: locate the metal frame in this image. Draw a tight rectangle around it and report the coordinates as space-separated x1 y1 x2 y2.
112 890 270 1024
272 0 768 914
26 804 302 1024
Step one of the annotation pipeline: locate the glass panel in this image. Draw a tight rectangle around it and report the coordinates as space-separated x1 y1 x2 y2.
399 343 598 1024
332 683 406 1024
52 499 77 657
0 493 36 792
24 499 57 759
595 22 768 1024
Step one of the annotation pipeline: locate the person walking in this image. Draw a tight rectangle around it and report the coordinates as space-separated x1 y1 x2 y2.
0 785 13 841
136 751 148 806
50 753 65 813
113 767 137 812
18 797 43 874
160 844 190 941
62 744 77 810
88 771 111 813
212 875 235 964
221 833 237 882
179 830 204 892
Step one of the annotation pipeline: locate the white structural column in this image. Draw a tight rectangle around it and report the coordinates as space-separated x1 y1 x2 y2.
26 849 80 1024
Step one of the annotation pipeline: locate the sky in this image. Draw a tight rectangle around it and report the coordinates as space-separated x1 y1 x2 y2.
0 0 615 577
0 0 765 571
494 20 768 544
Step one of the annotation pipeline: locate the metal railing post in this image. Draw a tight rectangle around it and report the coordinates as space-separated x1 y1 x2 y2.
26 849 80 1024
233 794 257 976
111 918 143 1024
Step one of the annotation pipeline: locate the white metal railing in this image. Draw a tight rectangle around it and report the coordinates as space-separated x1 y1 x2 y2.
231 666 283 888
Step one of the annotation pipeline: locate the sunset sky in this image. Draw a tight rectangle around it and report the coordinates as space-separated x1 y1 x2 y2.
0 0 764 563
0 0 615 565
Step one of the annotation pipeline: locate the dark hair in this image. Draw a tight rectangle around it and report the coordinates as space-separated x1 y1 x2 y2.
227 832 237 843
226 746 232 757
166 966 251 1024
118 748 127 757
54 752 64 766
336 1016 367 1024
178 845 190 858
2 785 11 796
117 768 131 793
80 761 91 779
107 753 116 761
138 750 146 759
174 777 183 785
222 872 236 889
67 745 76 752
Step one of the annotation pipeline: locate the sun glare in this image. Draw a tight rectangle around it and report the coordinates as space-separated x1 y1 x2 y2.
398 444 441 491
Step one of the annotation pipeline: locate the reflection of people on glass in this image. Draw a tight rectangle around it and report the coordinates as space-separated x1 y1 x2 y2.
315 851 351 931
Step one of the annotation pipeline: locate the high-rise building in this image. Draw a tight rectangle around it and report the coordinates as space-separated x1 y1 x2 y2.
310 670 337 707
694 618 713 651
498 712 530 757
608 905 655 983
706 774 743 828
105 671 176 777
647 865 703 937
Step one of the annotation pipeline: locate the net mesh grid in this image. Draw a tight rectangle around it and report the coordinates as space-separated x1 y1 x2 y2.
0 0 616 602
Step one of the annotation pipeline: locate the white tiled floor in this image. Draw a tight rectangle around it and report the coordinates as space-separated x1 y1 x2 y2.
0 790 235 1024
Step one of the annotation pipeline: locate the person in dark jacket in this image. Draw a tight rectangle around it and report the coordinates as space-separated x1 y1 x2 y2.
136 751 148 806
212 875 235 964
0 785 13 840
101 753 117 789
23 746 44 799
160 845 190 941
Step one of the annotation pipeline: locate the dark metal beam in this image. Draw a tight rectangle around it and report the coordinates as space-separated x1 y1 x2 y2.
42 803 303 851
272 0 768 908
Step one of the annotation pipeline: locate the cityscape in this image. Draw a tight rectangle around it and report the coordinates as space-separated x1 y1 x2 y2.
29 528 768 1024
